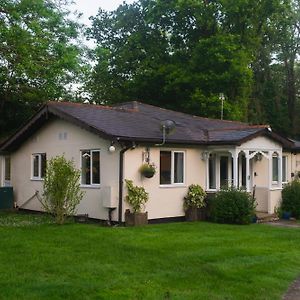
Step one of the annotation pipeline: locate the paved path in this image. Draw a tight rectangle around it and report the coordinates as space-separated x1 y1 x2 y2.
283 277 300 300
266 220 300 228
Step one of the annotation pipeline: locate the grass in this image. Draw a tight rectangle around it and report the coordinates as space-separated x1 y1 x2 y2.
0 212 300 299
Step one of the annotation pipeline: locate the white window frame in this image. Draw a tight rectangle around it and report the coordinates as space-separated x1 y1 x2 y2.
80 149 101 187
159 150 185 186
31 153 46 180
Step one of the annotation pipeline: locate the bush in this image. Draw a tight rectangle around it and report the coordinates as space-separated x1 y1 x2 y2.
183 184 206 210
210 187 256 225
42 155 84 224
125 179 149 213
281 180 300 218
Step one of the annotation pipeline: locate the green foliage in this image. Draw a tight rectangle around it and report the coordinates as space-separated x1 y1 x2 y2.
42 155 84 224
183 184 206 211
211 187 256 225
281 180 300 218
87 0 257 121
0 0 84 137
125 179 149 213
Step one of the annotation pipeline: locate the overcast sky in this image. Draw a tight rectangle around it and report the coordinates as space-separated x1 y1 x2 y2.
70 0 135 26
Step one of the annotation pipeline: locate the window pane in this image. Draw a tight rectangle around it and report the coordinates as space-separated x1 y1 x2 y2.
209 155 216 189
92 151 100 184
220 156 229 188
272 156 278 182
282 156 287 182
174 152 184 183
41 154 47 178
160 151 171 184
82 151 91 184
4 157 11 181
33 155 39 177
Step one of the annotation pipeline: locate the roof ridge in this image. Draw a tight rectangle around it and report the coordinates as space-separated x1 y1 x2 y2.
48 101 138 113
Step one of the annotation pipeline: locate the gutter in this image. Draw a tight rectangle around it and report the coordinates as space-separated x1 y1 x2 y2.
118 142 135 224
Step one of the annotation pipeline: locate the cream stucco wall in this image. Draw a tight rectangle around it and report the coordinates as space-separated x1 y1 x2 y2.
10 118 120 221
123 146 206 220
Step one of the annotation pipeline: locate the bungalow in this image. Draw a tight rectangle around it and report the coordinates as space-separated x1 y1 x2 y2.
1 101 300 223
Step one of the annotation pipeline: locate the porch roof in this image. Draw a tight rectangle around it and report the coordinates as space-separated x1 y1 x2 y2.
0 101 295 151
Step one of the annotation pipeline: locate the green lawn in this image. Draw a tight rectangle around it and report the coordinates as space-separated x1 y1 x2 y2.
0 212 300 300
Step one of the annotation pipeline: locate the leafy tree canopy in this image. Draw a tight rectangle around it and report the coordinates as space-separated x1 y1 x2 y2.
0 0 84 137
87 0 283 121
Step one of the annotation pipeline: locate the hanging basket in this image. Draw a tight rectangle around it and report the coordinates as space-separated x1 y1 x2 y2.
139 163 156 178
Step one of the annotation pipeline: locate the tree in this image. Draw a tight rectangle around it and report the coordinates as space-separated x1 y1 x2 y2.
42 155 84 224
0 0 83 138
87 0 282 122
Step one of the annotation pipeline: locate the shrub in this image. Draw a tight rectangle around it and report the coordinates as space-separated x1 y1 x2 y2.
210 187 256 225
125 179 149 213
281 180 300 218
42 155 84 224
183 184 206 210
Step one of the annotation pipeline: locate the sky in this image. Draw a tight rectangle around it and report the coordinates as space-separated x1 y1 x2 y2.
70 0 135 26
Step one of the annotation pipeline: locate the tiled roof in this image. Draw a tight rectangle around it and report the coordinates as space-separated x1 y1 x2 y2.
0 100 295 151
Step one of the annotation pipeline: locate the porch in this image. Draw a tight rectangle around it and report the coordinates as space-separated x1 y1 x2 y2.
202 138 285 214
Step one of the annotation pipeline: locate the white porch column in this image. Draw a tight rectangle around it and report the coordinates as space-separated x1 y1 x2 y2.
268 152 273 190
278 151 282 189
245 150 251 192
230 150 238 188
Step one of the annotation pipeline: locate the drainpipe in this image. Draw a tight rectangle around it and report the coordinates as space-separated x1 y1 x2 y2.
118 142 135 224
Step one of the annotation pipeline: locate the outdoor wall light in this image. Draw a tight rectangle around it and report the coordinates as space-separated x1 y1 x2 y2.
201 151 209 160
108 142 116 153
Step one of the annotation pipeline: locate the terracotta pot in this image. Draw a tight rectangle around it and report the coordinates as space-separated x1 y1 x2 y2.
125 210 148 226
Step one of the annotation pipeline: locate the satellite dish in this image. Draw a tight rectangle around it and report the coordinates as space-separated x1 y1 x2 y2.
156 120 176 146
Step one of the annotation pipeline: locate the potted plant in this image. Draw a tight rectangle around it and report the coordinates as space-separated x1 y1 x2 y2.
184 184 206 221
124 179 149 226
139 163 156 178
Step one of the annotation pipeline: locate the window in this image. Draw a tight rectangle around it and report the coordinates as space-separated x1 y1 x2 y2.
282 156 288 182
209 154 216 189
4 156 11 182
32 153 46 179
81 150 100 185
272 155 279 182
160 151 184 185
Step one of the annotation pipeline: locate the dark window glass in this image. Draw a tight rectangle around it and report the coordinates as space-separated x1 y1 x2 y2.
92 151 100 184
220 156 229 188
160 151 171 184
273 156 279 182
174 152 184 183
209 155 216 189
33 155 39 178
41 154 47 178
82 151 91 185
4 157 11 181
